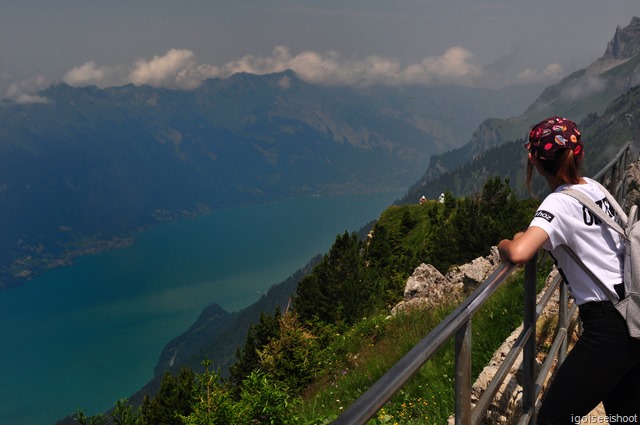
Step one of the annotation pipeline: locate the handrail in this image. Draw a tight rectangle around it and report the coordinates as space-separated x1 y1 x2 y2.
331 263 517 425
592 141 632 202
332 141 635 425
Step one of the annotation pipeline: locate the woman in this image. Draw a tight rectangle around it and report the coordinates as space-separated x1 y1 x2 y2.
497 116 640 424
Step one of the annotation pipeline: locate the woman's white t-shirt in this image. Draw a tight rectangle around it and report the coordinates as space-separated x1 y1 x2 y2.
529 177 624 305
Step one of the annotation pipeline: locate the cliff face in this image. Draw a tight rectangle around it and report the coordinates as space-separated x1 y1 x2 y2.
414 16 640 192
588 16 640 78
603 16 640 61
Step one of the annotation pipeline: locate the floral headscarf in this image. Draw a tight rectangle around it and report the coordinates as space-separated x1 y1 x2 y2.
525 116 583 161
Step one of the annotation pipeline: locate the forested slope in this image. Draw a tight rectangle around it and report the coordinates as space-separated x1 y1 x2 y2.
67 177 539 424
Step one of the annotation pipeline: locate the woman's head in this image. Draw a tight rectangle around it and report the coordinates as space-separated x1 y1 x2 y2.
525 116 584 190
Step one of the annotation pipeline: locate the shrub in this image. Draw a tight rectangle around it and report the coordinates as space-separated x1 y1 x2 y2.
259 313 321 392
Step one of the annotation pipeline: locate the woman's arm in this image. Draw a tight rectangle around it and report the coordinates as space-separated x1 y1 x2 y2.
498 226 549 264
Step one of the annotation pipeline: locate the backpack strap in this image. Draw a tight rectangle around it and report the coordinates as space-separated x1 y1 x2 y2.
561 188 626 237
560 244 620 303
583 179 628 227
560 185 625 303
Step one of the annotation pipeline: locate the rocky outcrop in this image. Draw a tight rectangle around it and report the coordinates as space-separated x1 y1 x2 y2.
460 269 561 425
602 17 640 61
391 247 501 316
391 247 534 422
445 248 502 288
625 158 640 209
586 17 640 93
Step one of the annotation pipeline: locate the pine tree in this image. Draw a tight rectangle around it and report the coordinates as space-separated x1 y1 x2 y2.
229 309 282 388
141 367 195 425
294 231 376 327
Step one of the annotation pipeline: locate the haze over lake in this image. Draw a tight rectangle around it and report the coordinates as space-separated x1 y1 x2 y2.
0 191 401 425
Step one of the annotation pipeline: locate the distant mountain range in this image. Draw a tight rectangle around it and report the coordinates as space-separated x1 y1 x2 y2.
47 15 640 424
405 16 640 202
0 70 542 289
146 15 640 389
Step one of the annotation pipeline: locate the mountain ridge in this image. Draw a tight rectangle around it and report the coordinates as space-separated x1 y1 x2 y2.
45 15 640 424
138 18 640 384
0 74 541 289
419 16 640 185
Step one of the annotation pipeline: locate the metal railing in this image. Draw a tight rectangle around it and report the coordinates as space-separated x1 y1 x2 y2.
592 141 634 202
332 141 634 425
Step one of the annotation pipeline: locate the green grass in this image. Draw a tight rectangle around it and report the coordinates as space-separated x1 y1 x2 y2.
297 305 454 424
294 259 553 424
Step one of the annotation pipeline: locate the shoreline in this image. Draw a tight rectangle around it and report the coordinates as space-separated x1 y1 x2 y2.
2 235 137 290
1 204 219 291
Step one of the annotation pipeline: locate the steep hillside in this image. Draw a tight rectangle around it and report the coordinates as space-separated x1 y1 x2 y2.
57 177 538 424
0 73 540 289
420 16 640 184
404 85 640 203
143 176 531 391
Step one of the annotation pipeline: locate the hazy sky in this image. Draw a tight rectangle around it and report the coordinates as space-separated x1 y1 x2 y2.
1 0 639 102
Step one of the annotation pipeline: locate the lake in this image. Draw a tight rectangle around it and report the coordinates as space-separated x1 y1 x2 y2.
0 192 401 425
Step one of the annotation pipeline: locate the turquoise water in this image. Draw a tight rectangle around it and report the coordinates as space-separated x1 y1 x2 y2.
0 192 400 425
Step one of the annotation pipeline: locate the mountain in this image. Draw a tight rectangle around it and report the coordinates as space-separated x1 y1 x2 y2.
126 21 640 412
418 16 640 185
404 84 640 203
0 73 541 289
50 16 640 423
404 17 640 203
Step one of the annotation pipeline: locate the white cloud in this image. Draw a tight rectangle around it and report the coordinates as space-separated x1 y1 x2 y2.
215 46 481 86
4 46 565 101
58 46 486 89
127 49 219 89
514 64 605 100
516 63 564 84
63 61 115 87
1 75 50 104
562 75 607 101
62 50 219 89
401 47 481 85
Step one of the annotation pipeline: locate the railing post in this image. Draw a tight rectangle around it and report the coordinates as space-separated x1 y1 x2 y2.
622 146 630 200
609 162 619 195
558 280 569 364
455 319 472 425
522 254 538 424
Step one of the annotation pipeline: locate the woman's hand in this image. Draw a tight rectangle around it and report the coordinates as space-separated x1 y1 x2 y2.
498 227 549 264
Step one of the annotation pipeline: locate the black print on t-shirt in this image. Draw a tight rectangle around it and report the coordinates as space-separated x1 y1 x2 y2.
582 197 616 226
535 210 555 222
